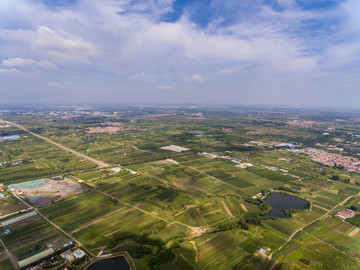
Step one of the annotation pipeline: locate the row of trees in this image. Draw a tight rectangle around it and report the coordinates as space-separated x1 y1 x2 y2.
215 212 263 232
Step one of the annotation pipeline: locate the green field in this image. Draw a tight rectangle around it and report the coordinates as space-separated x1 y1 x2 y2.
2 108 360 269
0 214 70 261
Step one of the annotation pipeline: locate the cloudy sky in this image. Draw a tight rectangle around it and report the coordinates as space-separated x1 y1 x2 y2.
1 0 360 106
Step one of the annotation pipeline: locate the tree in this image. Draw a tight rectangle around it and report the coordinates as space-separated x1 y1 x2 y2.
350 205 358 211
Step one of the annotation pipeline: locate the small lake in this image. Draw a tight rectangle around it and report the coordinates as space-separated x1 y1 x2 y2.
264 192 308 218
87 256 130 270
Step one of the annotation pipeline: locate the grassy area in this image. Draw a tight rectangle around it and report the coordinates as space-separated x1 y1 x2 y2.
0 134 96 184
3 109 360 269
0 194 27 216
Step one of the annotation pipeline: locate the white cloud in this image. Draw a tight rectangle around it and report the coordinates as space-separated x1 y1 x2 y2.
157 84 173 90
130 72 155 83
0 26 98 65
0 68 19 74
0 0 360 105
48 81 71 87
2 57 56 69
184 74 204 82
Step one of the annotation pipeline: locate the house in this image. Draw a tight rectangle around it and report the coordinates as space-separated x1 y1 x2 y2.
111 167 121 173
337 209 356 219
73 248 86 259
60 250 75 262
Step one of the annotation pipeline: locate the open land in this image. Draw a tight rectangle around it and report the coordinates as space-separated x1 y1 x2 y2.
1 106 360 269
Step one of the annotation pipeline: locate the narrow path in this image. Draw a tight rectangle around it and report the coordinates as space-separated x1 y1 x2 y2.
11 192 95 257
190 241 199 263
268 192 360 267
0 206 33 220
95 189 197 231
185 165 246 193
174 205 196 217
151 175 195 198
196 207 209 226
0 238 19 269
69 175 97 189
71 207 127 234
302 230 348 255
4 120 110 168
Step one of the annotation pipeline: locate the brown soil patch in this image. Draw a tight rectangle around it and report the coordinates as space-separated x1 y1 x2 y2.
240 203 248 212
13 179 86 207
203 210 222 216
348 228 360 237
221 201 234 217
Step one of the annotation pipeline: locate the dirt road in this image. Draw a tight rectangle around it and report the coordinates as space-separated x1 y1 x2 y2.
269 192 360 268
10 192 95 257
0 238 19 269
5 120 110 168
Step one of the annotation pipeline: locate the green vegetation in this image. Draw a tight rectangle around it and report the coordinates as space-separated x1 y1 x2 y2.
2 107 360 269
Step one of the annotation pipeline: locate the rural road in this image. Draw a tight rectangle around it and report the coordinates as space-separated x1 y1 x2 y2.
10 191 95 257
0 238 19 269
269 192 360 269
4 120 110 168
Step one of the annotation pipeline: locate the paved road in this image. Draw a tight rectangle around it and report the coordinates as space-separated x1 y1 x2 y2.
4 120 110 168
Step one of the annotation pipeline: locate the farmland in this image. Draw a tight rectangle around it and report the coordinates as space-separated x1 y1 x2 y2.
0 194 27 217
0 213 71 266
1 106 360 269
0 129 96 184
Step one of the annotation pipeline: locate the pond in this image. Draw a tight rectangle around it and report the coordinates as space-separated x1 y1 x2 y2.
264 192 308 218
87 256 130 270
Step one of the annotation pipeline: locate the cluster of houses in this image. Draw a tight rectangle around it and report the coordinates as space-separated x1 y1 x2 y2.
0 160 23 167
243 141 301 149
0 134 20 142
86 126 122 134
252 192 264 199
299 148 360 173
199 152 218 159
125 168 140 175
236 163 254 169
197 152 255 169
160 145 189 153
286 120 330 127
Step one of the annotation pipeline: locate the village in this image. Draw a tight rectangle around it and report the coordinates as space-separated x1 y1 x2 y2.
299 147 360 173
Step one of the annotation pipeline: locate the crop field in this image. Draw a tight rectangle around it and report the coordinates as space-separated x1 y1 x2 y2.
0 214 70 261
0 194 26 216
195 231 250 269
178 207 207 227
40 191 125 232
74 169 111 180
2 109 360 269
0 134 96 184
72 207 169 250
0 244 13 269
276 234 360 270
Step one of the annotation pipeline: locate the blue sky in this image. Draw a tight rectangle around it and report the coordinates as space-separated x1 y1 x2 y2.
0 0 360 106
